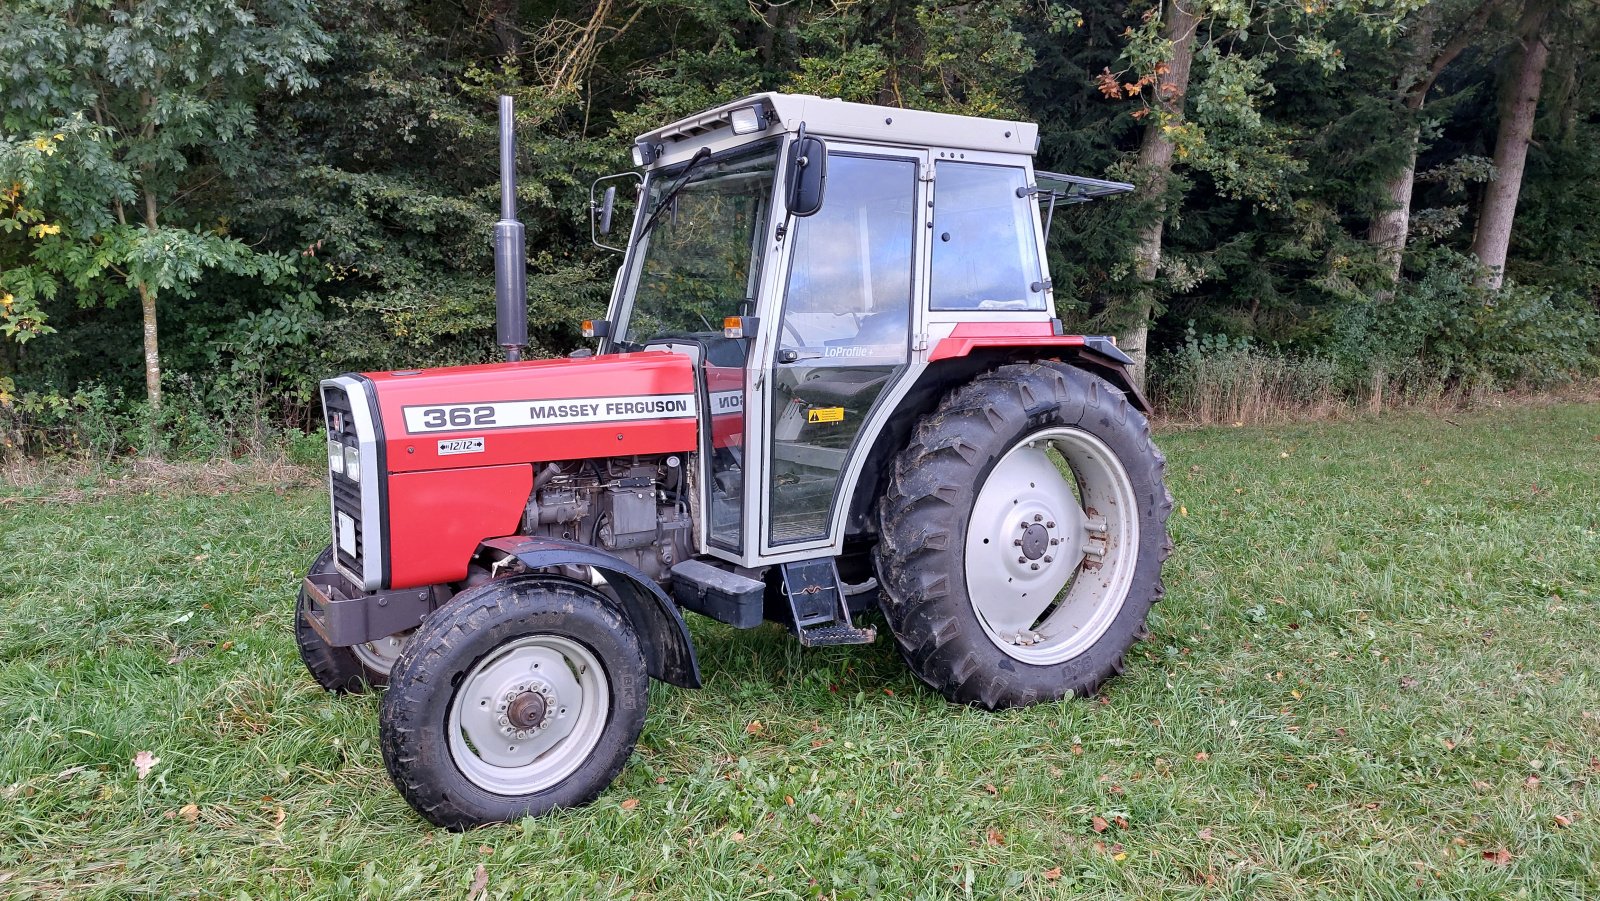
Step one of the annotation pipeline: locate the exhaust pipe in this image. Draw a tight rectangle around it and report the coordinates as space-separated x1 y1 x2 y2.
494 95 528 362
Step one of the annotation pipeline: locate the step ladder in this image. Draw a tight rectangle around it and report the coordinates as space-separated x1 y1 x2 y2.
780 558 876 647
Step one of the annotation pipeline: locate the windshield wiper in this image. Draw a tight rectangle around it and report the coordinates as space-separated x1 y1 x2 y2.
636 147 713 240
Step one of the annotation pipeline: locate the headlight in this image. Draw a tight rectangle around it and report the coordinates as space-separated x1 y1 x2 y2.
343 445 361 482
327 439 343 474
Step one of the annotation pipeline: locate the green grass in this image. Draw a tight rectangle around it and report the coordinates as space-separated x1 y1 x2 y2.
2 405 1598 899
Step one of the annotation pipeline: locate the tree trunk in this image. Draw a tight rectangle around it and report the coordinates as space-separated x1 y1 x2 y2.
1120 0 1201 390
139 281 161 410
1368 123 1420 285
1471 0 1554 289
140 188 161 410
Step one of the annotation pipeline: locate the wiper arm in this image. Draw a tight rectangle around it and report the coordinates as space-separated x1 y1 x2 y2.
636 147 713 240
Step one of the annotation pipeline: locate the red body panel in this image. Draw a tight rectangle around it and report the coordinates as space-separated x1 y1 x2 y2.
364 351 700 588
927 322 1086 362
368 351 699 473
387 464 533 587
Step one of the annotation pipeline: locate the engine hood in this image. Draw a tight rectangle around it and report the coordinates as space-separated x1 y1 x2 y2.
362 350 700 473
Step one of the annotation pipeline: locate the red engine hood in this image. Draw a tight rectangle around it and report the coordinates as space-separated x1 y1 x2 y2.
364 351 700 473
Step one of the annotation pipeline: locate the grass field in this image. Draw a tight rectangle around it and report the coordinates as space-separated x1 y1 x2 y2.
2 404 1598 899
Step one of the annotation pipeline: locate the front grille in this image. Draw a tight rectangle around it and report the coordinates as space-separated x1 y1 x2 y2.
322 384 365 576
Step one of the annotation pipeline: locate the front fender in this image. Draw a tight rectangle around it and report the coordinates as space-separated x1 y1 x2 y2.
480 536 702 689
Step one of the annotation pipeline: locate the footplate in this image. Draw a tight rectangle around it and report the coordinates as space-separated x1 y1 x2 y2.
779 558 876 647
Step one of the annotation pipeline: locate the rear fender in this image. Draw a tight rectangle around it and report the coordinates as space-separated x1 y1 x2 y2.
479 536 702 689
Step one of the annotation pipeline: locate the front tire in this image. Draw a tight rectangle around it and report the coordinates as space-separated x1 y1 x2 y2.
294 545 405 692
379 575 648 829
875 362 1172 709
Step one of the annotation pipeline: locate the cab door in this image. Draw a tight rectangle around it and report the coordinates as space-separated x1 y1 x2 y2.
760 147 927 551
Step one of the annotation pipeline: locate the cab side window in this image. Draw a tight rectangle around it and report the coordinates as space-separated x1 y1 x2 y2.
929 162 1045 311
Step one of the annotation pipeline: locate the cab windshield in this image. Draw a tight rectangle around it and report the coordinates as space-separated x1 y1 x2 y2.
617 140 778 347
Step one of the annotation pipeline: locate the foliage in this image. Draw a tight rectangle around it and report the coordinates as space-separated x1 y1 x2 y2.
1 0 1598 448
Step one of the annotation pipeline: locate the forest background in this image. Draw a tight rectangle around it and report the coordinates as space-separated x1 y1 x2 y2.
2 0 1598 458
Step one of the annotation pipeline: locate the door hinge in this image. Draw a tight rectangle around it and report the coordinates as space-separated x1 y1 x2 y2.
919 166 935 183
913 331 929 352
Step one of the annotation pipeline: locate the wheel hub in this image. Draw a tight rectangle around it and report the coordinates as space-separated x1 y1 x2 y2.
505 689 550 732
1019 522 1051 560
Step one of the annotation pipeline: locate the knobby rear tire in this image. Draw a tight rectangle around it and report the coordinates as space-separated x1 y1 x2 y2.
874 362 1173 709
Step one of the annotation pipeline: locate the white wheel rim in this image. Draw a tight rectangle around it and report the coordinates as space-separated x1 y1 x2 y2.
447 635 610 796
350 632 407 674
964 427 1140 665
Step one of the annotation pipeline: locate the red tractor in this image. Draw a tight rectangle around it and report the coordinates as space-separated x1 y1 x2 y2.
297 94 1171 829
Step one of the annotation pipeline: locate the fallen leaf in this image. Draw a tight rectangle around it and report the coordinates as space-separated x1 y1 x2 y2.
983 783 998 796
1043 866 1062 881
785 795 795 806
1113 851 1128 862
986 827 1005 846
655 776 667 784
1197 828 1214 840
1524 775 1540 790
1114 816 1129 829
1399 677 1419 690
745 720 762 735
806 813 823 826
620 798 639 811
732 832 746 842
468 862 488 900
178 804 199 823
133 751 159 780
883 688 894 696
1481 848 1512 867
1091 816 1109 833
1443 738 1456 750
1555 813 1575 828
1194 751 1209 762
1471 780 1492 792
1071 744 1084 756
478 844 493 855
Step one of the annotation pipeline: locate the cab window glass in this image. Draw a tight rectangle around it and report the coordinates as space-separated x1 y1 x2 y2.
929 162 1044 311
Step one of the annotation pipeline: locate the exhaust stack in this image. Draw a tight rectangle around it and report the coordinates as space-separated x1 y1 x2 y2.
494 95 528 362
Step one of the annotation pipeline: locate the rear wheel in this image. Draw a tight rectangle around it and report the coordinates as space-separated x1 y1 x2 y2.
875 362 1172 709
379 576 647 829
294 545 405 692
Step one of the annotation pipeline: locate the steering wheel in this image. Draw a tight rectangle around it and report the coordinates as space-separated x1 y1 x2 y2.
781 319 809 348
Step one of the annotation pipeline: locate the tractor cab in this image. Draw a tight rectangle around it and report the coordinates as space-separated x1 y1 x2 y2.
589 93 1132 569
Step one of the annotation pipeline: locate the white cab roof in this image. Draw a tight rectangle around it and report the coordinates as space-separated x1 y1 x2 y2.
635 93 1038 168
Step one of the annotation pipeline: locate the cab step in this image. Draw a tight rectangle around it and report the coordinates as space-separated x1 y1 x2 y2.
670 559 765 629
780 558 876 647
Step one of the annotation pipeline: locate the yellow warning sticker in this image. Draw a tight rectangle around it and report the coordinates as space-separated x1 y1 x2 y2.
807 406 845 424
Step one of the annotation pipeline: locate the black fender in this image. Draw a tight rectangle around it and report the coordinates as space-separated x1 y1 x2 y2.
479 536 702 689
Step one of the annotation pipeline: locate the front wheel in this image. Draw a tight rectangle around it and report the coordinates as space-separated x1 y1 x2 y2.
294 545 406 692
875 362 1172 709
379 575 647 829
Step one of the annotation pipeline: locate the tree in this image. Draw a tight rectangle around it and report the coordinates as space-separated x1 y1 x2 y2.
0 0 329 409
1368 0 1508 285
1471 0 1555 287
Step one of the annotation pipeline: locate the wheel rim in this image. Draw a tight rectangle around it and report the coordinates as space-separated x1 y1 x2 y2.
446 634 610 796
350 632 408 674
963 426 1140 665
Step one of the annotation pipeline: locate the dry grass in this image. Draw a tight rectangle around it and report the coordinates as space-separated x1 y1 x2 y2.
0 458 320 506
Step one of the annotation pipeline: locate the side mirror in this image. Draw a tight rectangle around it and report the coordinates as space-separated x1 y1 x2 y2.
785 127 827 218
598 186 617 235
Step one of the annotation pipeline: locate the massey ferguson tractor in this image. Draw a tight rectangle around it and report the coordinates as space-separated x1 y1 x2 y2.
295 93 1172 829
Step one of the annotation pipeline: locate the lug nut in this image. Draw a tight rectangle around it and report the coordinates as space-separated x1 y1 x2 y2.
1046 521 1055 528
1044 555 1053 563
1033 514 1043 522
1013 538 1023 546
1050 538 1059 546
1018 556 1027 564
1030 563 1040 570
